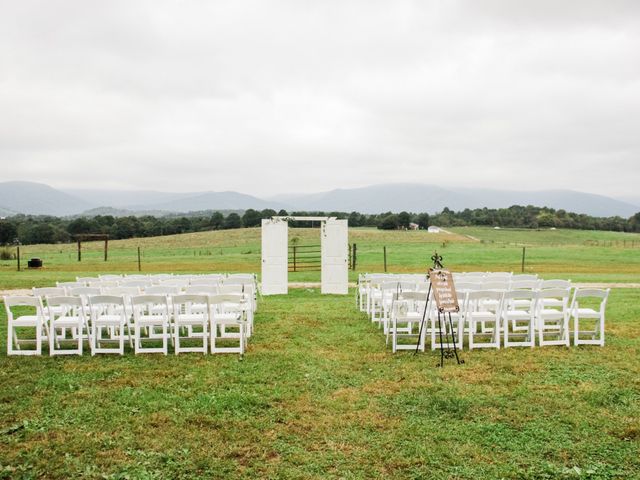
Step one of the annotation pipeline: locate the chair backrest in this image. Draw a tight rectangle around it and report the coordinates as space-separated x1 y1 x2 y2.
467 290 505 305
46 295 84 308
397 291 428 302
226 273 255 281
75 277 96 284
454 281 482 292
88 280 119 288
189 278 221 287
89 295 126 307
172 294 211 314
218 284 243 294
511 274 539 282
158 279 189 288
33 287 66 298
465 290 504 318
69 287 101 297
510 280 540 290
537 288 571 306
539 279 571 290
56 281 85 290
3 295 43 321
131 295 170 318
124 274 149 281
481 280 509 291
222 277 255 287
184 285 218 295
46 296 86 319
119 279 152 288
504 289 537 301
572 288 610 312
209 294 244 313
484 272 512 280
101 286 140 297
144 285 181 296
99 274 123 281
4 295 42 308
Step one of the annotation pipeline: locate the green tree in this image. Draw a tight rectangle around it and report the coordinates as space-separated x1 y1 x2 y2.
210 212 224 230
398 211 411 229
0 220 17 245
416 213 430 230
242 209 262 228
224 213 242 229
378 214 399 230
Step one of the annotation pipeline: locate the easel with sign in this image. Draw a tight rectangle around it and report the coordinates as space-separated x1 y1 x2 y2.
415 253 464 367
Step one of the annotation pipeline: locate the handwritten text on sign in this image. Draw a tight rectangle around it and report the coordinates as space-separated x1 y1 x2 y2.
430 269 459 313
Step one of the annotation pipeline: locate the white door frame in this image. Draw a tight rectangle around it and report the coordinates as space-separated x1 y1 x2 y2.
261 216 349 295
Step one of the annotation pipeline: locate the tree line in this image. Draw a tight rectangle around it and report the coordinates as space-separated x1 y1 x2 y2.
1 205 639 245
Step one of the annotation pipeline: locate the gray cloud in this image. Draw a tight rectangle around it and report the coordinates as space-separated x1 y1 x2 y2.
0 0 638 197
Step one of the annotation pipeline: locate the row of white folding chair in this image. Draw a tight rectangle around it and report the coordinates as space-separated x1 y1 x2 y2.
384 287 608 352
454 279 571 293
42 283 256 324
33 285 255 345
5 293 248 356
369 281 429 324
358 273 428 315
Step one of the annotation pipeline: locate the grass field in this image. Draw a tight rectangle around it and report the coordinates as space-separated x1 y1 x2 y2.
2 227 640 289
1 227 639 478
0 289 638 479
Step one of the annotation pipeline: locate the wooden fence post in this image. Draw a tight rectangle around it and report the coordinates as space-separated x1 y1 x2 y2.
521 246 526 273
16 246 20 271
137 247 142 272
384 246 387 273
104 238 108 261
293 245 297 272
352 243 357 270
77 240 81 262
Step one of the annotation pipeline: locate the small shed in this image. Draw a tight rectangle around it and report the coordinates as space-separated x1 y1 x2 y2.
408 222 419 231
427 226 441 233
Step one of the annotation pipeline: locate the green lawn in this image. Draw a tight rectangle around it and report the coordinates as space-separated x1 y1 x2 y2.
1 227 640 289
1 289 638 479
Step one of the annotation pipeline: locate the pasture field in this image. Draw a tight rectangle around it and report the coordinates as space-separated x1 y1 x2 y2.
0 227 639 478
1 227 640 289
0 288 639 479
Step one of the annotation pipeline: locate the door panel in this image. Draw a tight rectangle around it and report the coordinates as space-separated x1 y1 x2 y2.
321 219 348 294
261 219 288 295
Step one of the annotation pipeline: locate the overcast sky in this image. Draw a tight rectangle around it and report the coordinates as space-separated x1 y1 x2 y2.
1 0 639 199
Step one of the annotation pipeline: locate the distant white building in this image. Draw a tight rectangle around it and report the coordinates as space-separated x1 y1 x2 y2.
408 222 419 230
427 226 441 233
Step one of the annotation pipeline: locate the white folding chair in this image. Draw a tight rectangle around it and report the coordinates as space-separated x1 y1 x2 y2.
503 290 536 348
131 295 170 354
466 290 503 349
88 295 130 355
210 294 247 354
47 296 89 356
570 288 609 347
4 296 45 355
172 294 209 354
389 292 428 353
537 288 571 347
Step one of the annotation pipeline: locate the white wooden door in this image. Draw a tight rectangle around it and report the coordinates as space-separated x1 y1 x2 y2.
321 219 348 294
261 218 288 295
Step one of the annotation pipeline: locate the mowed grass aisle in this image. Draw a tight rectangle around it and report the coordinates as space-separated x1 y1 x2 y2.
1 289 639 479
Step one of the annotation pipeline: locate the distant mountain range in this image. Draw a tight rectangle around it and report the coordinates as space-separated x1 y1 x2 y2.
0 181 637 218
